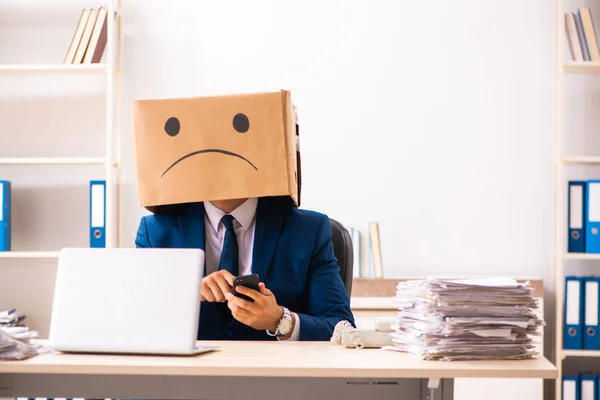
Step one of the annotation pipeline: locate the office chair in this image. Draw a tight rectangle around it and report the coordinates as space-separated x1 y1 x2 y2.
329 218 353 296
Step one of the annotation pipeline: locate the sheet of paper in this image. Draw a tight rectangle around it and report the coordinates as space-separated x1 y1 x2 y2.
445 277 520 287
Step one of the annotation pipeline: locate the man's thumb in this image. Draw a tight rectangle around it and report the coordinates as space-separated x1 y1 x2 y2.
259 282 273 296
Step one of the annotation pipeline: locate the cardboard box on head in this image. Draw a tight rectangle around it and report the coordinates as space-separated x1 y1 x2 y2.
133 90 302 213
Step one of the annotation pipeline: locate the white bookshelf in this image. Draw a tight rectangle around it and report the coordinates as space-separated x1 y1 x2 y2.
562 349 600 358
563 156 600 165
562 253 600 261
553 2 600 400
0 251 60 259
0 0 123 257
563 61 600 73
0 157 106 165
0 63 109 74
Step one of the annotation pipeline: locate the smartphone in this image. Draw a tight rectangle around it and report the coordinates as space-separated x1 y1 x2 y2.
232 273 260 302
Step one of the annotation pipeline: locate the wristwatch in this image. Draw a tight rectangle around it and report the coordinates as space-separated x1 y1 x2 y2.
267 307 293 337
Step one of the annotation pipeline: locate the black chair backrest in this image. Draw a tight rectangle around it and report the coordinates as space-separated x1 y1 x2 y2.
329 218 353 296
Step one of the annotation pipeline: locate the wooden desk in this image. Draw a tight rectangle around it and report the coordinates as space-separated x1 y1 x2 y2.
0 341 557 400
350 277 549 400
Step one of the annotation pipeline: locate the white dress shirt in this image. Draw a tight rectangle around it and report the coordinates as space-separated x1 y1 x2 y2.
203 198 300 341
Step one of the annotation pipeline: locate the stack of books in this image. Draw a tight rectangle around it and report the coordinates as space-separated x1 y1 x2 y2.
347 222 384 279
0 309 48 360
63 7 109 64
565 8 600 62
385 277 544 361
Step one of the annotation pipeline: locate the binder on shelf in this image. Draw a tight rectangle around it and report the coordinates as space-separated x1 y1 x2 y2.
584 277 600 350
586 180 600 253
564 276 584 350
89 180 106 248
569 181 586 253
562 375 579 400
0 180 10 252
581 373 595 400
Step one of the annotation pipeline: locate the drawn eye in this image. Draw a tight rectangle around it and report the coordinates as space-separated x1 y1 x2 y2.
164 117 180 137
233 113 249 133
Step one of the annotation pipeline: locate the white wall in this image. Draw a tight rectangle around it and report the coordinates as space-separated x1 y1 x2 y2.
0 0 557 398
120 0 554 279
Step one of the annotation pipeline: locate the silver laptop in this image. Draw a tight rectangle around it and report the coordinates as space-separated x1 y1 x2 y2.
49 247 218 356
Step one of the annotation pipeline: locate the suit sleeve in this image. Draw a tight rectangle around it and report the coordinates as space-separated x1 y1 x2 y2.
135 217 151 248
296 215 356 341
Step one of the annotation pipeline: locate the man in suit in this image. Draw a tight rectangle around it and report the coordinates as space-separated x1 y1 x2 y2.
132 90 354 341
135 195 354 341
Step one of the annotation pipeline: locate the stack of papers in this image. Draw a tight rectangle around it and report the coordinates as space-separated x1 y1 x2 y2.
0 308 49 360
385 277 545 361
0 308 25 327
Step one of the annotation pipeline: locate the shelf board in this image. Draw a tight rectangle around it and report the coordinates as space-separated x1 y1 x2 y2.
563 253 600 260
0 251 60 259
0 64 108 75
564 61 600 74
0 157 106 165
562 350 600 358
563 156 600 165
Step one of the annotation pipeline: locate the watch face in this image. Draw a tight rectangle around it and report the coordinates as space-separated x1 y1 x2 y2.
279 317 293 335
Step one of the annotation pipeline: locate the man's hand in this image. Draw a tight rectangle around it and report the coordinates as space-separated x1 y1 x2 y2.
224 283 288 333
200 270 234 302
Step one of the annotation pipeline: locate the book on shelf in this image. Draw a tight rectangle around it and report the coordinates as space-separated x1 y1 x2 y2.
347 227 360 278
565 8 599 62
369 222 383 278
359 228 370 278
347 222 384 279
64 7 109 65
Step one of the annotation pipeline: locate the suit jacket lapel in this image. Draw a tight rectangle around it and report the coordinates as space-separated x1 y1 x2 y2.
252 197 285 282
177 202 206 253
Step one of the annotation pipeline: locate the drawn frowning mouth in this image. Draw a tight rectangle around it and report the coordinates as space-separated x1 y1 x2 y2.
161 149 258 178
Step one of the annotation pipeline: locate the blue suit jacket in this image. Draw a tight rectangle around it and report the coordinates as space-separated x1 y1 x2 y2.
134 196 355 341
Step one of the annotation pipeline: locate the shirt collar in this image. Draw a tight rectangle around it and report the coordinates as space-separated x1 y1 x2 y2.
204 197 258 233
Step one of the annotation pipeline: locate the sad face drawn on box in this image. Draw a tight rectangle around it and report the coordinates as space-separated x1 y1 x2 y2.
161 112 258 177
133 90 301 212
